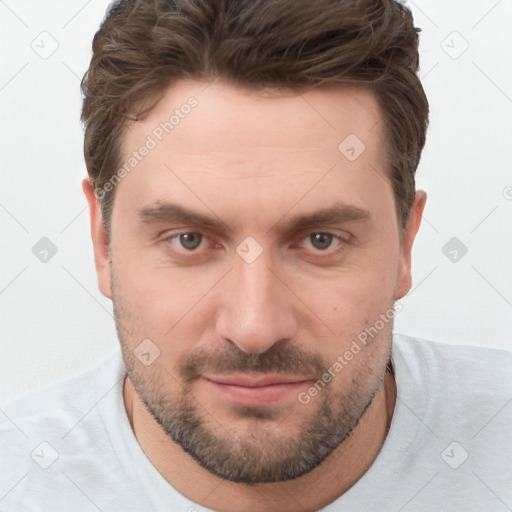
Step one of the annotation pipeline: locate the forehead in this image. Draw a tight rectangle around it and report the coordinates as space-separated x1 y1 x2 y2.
114 79 392 229
124 79 384 157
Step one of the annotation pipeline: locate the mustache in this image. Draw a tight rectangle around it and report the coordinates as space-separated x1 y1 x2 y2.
179 341 329 382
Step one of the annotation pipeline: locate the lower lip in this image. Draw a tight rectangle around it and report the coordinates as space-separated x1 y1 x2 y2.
201 378 309 407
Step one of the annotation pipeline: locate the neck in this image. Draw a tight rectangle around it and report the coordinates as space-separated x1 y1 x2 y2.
123 369 396 512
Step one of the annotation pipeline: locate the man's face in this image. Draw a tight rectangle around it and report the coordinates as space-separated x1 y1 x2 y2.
89 80 420 483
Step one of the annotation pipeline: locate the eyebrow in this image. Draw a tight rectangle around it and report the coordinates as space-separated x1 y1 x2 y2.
137 200 372 236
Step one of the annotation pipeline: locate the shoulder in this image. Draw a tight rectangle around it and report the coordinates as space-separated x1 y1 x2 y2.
0 349 156 510
0 348 125 461
392 332 512 384
385 334 512 507
0 348 124 426
391 333 512 433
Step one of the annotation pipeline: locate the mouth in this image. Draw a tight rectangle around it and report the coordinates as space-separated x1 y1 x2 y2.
200 374 313 407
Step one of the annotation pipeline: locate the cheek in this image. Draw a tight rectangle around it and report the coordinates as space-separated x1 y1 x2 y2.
111 256 175 338
293 251 398 356
113 256 223 351
309 257 397 321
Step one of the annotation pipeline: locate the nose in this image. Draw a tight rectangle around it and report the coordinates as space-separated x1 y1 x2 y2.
215 246 299 354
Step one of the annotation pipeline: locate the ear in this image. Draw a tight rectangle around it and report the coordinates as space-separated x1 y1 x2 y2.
82 178 113 299
394 191 427 300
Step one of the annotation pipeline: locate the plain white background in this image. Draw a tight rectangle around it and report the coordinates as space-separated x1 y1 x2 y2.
0 0 511 404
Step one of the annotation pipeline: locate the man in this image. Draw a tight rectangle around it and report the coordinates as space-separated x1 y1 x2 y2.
1 0 511 510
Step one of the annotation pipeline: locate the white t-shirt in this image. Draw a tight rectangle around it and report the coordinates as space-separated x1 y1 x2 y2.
1 334 511 511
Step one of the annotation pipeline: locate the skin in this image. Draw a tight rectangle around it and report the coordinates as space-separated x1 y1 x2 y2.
83 79 426 512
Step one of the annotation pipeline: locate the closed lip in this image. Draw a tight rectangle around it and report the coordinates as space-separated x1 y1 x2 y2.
202 374 312 387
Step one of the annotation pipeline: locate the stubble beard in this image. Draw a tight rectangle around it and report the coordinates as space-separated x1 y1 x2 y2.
111 268 392 484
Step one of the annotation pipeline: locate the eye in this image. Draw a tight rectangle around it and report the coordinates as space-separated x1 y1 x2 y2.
168 232 207 251
308 233 335 250
298 232 347 253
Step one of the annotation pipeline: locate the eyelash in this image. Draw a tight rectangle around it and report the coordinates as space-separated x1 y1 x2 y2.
162 231 349 260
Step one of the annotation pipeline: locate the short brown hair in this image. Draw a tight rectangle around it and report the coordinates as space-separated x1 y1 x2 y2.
81 0 429 241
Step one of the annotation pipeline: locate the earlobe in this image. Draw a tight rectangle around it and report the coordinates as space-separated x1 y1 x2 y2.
394 191 427 300
82 177 113 299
